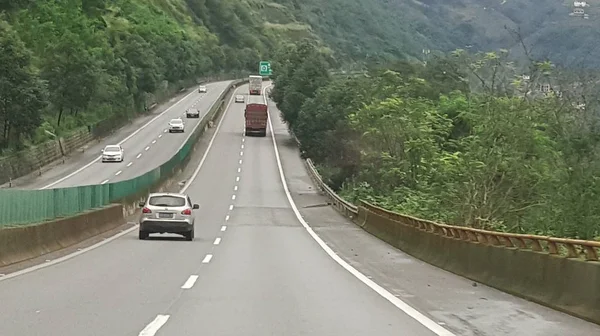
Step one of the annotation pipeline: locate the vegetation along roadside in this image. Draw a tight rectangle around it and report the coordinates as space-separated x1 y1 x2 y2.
270 39 600 241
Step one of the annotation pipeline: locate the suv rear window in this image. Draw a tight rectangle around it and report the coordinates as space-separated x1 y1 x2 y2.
148 196 186 207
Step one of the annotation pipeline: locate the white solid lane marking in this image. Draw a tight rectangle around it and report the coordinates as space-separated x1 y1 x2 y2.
115 170 122 176
263 85 456 336
236 176 240 182
239 159 242 164
101 179 109 184
145 146 150 151
237 167 241 173
180 86 238 193
181 275 199 289
136 153 142 159
229 205 233 211
221 225 227 231
40 86 204 189
202 254 213 263
213 238 221 245
234 185 238 191
127 162 133 167
139 315 170 336
232 195 236 200
152 140 156 144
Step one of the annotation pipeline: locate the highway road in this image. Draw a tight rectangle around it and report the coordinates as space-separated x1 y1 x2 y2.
0 83 598 336
15 80 232 190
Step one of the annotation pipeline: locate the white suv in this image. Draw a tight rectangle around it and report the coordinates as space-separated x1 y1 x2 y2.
168 118 185 133
198 85 207 93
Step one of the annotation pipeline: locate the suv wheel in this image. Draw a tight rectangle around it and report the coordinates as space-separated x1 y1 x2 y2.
185 228 194 241
139 230 149 240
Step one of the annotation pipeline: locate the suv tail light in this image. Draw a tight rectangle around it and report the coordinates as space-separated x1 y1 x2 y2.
142 207 152 213
181 208 192 215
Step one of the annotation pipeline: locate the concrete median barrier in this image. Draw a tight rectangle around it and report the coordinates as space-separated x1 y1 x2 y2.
0 204 125 267
357 205 600 325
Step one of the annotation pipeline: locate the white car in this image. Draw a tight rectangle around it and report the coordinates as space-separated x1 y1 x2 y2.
198 85 207 93
235 95 244 103
169 118 185 133
101 145 124 162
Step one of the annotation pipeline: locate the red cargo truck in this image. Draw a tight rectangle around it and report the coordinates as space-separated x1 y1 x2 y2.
244 103 268 137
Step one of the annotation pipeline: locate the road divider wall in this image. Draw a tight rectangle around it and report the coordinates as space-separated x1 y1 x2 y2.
0 204 125 267
0 74 244 186
0 78 248 227
303 156 600 324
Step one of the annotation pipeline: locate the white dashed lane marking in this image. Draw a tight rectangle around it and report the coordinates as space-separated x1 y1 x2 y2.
136 153 142 159
127 162 133 167
202 254 213 263
115 171 122 176
101 179 109 184
213 238 221 245
145 146 150 151
181 275 199 289
139 315 170 336
221 225 227 231
229 205 234 211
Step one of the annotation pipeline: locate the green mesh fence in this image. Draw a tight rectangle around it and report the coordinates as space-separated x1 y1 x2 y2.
0 79 246 227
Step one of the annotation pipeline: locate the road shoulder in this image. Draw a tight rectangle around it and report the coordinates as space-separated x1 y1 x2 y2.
269 105 600 336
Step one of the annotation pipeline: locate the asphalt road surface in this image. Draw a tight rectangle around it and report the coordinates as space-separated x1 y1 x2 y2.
0 83 597 336
16 80 232 190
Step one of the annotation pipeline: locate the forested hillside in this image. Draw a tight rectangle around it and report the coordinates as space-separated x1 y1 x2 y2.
271 40 600 240
2 0 599 154
0 0 321 154
270 0 600 67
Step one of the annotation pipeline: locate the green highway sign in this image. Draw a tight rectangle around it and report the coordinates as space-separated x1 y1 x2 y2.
259 61 272 76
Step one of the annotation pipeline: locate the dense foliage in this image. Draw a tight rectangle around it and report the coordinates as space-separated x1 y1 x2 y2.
0 0 288 153
271 41 600 240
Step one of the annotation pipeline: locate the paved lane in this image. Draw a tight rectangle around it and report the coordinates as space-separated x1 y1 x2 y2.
0 86 242 336
0 82 596 336
21 80 232 189
155 84 443 335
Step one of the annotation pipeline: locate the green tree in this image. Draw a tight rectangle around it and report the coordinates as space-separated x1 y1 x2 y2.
0 23 46 149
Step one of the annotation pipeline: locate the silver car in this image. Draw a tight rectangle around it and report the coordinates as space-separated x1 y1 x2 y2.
235 95 244 103
168 118 184 132
138 192 199 241
186 108 200 118
198 85 207 93
101 145 124 162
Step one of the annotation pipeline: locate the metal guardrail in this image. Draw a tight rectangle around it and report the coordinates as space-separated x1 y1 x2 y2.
0 79 247 226
303 153 600 262
360 201 600 262
304 158 358 218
